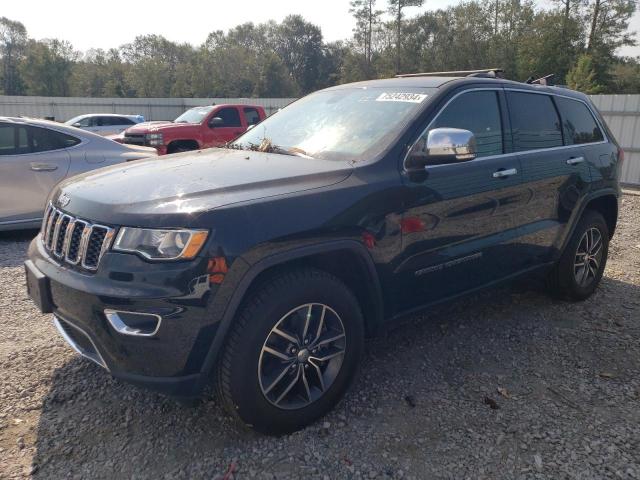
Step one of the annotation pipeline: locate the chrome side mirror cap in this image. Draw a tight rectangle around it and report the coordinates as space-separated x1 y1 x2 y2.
407 127 477 169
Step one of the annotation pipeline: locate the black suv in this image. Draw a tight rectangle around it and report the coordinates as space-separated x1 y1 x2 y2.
25 73 622 434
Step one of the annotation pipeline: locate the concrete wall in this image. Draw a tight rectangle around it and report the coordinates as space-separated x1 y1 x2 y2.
0 96 296 122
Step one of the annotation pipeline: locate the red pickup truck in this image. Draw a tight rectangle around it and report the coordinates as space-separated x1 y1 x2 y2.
121 104 266 155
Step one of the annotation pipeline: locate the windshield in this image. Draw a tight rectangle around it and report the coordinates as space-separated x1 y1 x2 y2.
230 87 436 162
175 106 214 124
65 115 85 125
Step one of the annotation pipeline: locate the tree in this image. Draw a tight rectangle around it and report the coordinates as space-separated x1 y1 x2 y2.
387 0 424 74
583 0 636 87
20 39 77 96
0 17 27 95
273 15 325 93
566 54 605 93
350 0 383 67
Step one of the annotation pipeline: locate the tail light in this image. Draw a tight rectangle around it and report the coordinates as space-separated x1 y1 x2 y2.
618 146 625 167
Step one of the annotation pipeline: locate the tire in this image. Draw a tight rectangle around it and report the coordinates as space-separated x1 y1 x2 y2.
547 209 609 301
216 268 365 435
167 143 197 154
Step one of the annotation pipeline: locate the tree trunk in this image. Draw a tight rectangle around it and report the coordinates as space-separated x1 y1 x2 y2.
587 0 601 52
396 4 402 74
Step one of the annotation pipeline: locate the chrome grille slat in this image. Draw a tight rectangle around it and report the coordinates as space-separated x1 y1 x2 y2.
40 203 114 272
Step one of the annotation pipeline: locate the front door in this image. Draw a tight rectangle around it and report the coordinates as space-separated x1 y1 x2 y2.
394 89 528 312
205 107 245 148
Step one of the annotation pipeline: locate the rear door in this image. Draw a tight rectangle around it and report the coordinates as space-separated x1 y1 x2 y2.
205 107 244 147
243 107 263 128
0 124 73 226
507 91 593 265
395 88 528 312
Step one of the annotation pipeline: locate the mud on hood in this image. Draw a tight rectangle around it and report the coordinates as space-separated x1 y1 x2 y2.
52 148 353 224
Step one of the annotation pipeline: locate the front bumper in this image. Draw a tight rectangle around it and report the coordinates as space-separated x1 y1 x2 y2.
27 235 220 397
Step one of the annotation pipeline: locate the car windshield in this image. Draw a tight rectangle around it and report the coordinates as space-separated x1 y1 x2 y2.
230 87 436 162
65 115 85 125
175 106 214 124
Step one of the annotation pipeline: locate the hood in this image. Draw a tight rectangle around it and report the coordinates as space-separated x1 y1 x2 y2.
52 148 353 225
125 121 196 134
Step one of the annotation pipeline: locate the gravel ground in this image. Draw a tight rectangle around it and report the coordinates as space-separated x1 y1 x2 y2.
1 195 639 480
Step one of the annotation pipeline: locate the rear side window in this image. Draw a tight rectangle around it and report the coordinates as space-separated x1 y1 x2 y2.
244 108 261 126
0 124 30 155
431 90 503 157
213 108 242 128
29 126 80 152
507 92 562 151
554 97 604 145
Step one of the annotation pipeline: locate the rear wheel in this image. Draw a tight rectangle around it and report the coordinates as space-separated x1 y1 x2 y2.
216 268 364 434
548 210 609 300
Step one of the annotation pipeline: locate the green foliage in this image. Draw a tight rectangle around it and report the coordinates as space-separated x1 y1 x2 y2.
566 54 606 93
0 0 637 98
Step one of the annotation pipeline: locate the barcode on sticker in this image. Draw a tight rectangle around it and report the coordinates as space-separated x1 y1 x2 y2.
376 92 428 103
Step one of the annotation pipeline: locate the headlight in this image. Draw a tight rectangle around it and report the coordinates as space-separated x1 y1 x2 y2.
145 133 164 146
113 228 208 260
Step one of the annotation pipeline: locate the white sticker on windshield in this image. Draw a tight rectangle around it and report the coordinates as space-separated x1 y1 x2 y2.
376 92 428 103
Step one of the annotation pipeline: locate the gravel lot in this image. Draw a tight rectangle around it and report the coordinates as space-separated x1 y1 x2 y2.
1 195 639 480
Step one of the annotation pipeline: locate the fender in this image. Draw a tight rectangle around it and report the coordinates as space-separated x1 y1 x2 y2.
198 239 384 378
557 187 620 256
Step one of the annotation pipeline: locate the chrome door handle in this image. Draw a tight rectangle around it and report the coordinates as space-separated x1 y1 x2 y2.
566 156 585 165
493 168 518 178
30 163 58 171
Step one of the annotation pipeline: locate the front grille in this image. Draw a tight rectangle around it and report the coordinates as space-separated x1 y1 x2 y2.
42 204 115 272
123 133 146 146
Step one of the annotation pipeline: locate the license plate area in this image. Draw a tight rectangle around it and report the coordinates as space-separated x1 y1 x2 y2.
25 260 53 313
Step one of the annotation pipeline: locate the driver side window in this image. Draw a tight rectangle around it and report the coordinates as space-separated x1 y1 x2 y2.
211 108 241 128
429 91 504 158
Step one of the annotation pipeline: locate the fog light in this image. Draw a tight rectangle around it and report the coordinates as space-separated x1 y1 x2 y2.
104 309 162 337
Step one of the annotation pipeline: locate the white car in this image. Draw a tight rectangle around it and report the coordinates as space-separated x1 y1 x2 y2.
0 117 157 231
65 114 145 136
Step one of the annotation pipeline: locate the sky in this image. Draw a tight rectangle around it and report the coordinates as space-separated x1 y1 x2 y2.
3 0 639 57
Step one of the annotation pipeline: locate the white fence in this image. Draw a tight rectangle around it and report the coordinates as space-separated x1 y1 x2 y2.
0 93 638 186
589 95 640 187
0 96 296 122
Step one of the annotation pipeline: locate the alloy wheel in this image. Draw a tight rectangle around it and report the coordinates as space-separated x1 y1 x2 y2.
258 303 346 410
574 227 604 287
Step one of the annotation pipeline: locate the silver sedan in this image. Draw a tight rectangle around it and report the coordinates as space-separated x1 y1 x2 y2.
0 117 157 231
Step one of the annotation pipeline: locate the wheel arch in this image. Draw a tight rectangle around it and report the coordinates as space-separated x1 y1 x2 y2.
199 240 384 378
583 193 618 238
167 139 200 153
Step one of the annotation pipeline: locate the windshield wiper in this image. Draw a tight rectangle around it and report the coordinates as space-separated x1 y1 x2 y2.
226 141 313 158
269 145 313 158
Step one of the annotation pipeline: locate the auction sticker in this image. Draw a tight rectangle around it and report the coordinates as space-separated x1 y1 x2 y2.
376 92 428 103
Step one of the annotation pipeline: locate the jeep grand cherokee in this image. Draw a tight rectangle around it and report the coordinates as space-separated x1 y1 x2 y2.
25 72 622 434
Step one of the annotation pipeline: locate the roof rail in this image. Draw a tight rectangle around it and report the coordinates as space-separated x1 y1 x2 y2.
395 68 504 79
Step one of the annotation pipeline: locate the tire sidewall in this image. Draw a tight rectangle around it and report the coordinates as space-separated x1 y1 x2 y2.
226 273 364 434
559 211 609 300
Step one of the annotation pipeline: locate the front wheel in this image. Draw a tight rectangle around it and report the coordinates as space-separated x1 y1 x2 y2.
547 210 610 300
216 268 364 434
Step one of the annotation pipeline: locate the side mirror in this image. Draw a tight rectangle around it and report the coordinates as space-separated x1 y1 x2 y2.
209 117 224 128
72 122 83 128
406 128 477 169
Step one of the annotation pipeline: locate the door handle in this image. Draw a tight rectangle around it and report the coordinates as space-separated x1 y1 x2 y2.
566 156 585 165
30 163 58 172
493 168 518 178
